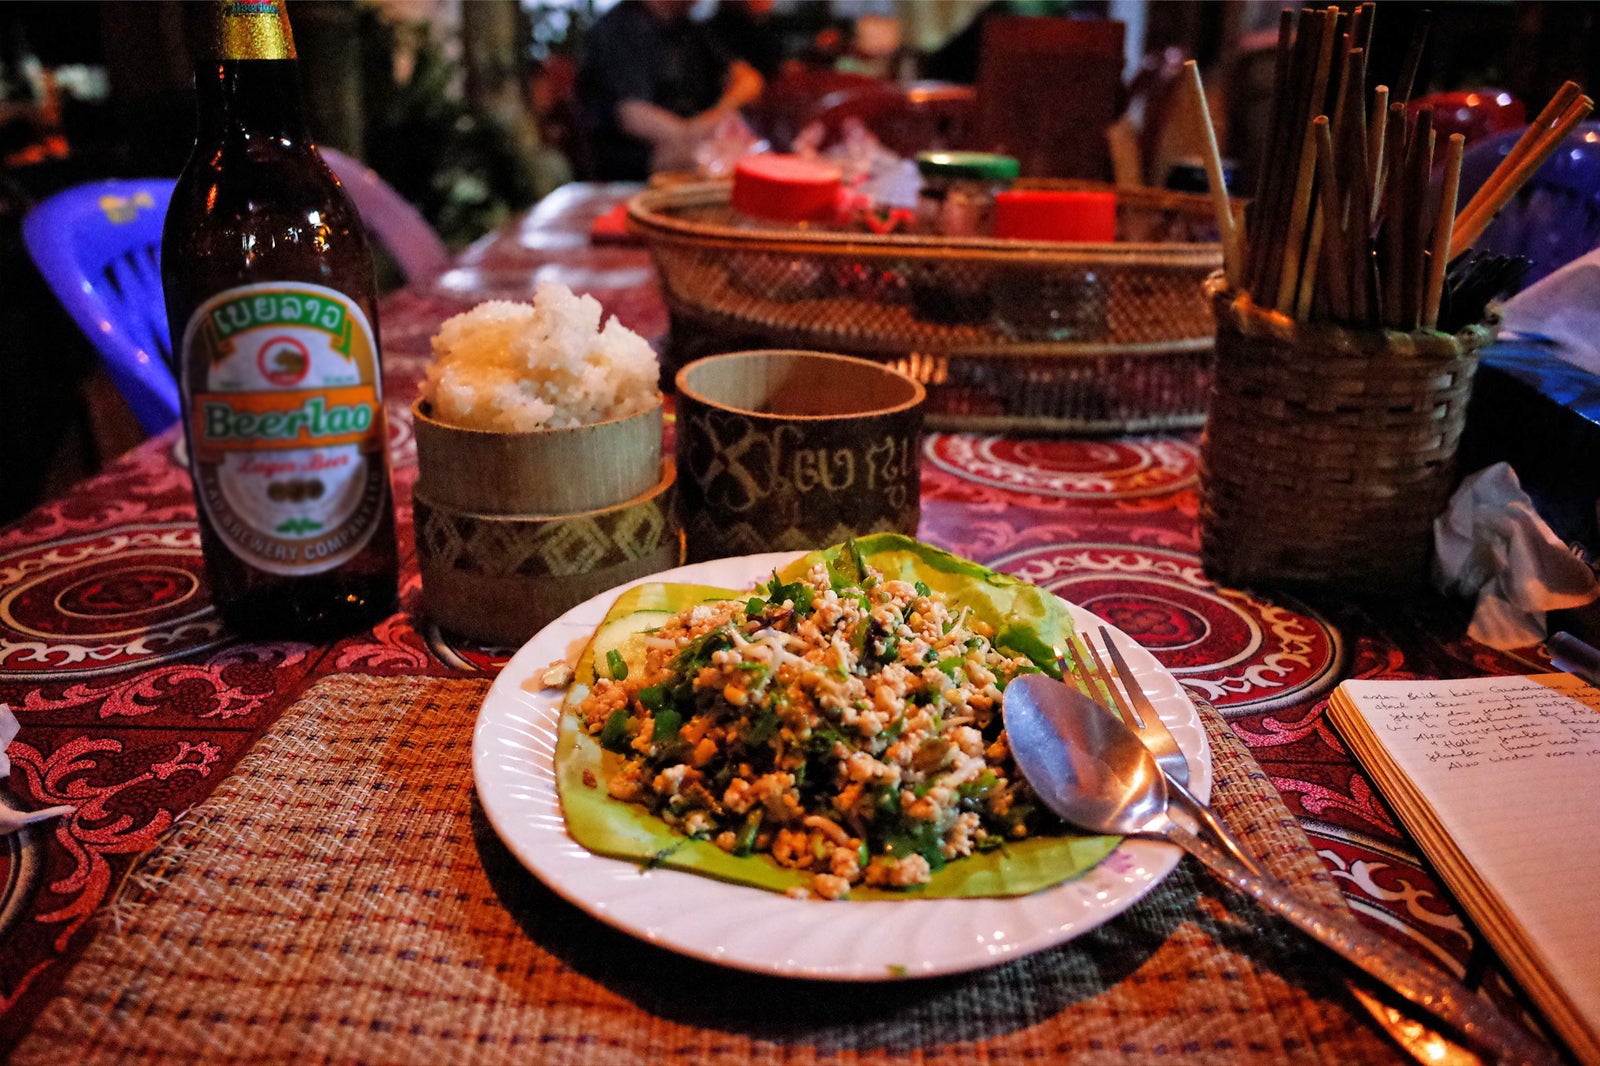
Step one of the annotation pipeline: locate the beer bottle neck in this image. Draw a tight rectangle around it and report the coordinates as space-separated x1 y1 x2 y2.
196 59 311 144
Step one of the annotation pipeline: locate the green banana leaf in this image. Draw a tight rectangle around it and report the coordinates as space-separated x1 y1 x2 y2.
554 537 1119 898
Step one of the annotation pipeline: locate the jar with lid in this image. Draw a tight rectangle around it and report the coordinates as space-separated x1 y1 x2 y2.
727 154 843 301
913 152 1019 237
989 189 1118 343
907 152 1019 324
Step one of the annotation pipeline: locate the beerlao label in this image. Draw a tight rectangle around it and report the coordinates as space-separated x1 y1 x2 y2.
213 0 296 61
181 282 387 576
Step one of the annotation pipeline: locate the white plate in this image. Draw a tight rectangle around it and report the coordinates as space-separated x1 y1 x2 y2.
472 552 1211 981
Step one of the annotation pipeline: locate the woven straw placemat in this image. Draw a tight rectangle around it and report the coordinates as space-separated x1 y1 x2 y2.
13 673 1399 1065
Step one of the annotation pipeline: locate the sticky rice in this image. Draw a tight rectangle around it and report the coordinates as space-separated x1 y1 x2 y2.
422 283 659 432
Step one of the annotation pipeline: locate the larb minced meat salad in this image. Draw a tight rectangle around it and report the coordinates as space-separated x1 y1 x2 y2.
572 544 1064 900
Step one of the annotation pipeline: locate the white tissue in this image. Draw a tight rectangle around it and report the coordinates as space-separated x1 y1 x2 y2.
1434 463 1600 648
1501 246 1600 374
0 704 75 836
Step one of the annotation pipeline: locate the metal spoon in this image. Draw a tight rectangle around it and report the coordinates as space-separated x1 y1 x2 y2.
1002 674 1555 1066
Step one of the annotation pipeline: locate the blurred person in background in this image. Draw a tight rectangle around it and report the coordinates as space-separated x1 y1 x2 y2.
576 0 763 180
706 0 783 84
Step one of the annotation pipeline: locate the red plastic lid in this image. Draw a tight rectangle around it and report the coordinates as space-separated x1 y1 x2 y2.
732 155 844 223
993 190 1117 242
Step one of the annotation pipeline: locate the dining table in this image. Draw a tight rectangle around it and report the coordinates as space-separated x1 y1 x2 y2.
0 181 1568 1062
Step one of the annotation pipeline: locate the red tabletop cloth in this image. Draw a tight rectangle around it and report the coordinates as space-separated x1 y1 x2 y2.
0 183 1555 1052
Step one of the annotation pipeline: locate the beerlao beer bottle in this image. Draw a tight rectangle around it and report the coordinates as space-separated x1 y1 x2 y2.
163 0 398 636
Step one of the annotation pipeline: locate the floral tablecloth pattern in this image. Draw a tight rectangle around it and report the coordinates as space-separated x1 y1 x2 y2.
0 183 1550 1050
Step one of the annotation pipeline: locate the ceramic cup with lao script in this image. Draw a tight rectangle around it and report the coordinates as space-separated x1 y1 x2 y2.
675 350 925 562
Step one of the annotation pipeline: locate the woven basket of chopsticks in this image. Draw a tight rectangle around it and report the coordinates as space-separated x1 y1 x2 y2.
628 180 1230 433
1198 281 1494 593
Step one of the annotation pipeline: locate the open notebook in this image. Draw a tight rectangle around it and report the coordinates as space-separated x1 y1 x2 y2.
1328 673 1600 1064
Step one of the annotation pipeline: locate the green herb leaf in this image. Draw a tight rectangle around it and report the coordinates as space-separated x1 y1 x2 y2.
827 537 867 591
653 708 683 743
599 709 632 752
733 809 763 856
760 572 815 617
958 769 999 801
743 706 780 746
670 626 734 675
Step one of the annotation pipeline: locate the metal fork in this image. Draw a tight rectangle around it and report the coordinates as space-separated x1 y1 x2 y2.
1060 628 1265 877
1074 629 1485 1066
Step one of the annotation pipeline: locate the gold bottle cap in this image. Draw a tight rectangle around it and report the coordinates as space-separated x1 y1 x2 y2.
214 0 297 61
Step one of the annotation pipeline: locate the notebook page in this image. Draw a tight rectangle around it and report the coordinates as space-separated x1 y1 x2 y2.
1339 673 1600 1048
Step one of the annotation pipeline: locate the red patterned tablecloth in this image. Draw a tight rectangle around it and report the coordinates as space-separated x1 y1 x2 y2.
0 183 1554 1051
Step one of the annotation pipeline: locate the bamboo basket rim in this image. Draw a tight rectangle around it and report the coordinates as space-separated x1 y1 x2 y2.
676 350 926 421
627 181 1230 265
1206 277 1496 356
663 297 1217 362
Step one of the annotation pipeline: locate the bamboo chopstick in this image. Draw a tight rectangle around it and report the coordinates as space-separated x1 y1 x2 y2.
1423 133 1465 329
1255 8 1321 304
1312 116 1349 322
1228 5 1579 334
1245 8 1297 295
1402 110 1434 330
1379 101 1407 327
1183 60 1241 288
1367 85 1390 226
1274 8 1342 315
1395 13 1429 104
1453 81 1580 236
1452 86 1593 251
1341 49 1373 321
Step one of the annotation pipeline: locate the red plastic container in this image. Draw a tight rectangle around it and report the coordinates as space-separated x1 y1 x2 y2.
993 190 1117 242
731 155 844 224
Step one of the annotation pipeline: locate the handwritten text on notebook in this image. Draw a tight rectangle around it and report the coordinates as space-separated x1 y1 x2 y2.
1366 677 1600 772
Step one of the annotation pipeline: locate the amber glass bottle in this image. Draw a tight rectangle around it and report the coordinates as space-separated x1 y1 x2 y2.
163 0 398 637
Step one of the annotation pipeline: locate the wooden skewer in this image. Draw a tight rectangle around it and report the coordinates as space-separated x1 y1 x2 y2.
1454 81 1583 241
1183 60 1240 288
1424 133 1465 330
1368 85 1390 226
1452 93 1595 252
1274 8 1341 315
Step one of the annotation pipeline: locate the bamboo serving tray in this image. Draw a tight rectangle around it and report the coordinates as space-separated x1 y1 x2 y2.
628 181 1231 433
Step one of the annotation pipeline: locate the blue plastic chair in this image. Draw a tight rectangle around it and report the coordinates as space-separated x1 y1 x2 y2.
23 179 180 434
1457 120 1600 290
24 150 449 434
